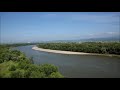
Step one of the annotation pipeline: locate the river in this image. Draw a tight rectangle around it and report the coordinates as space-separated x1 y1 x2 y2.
12 45 120 78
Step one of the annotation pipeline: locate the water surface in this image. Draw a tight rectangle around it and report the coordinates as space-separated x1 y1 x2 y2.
12 45 120 78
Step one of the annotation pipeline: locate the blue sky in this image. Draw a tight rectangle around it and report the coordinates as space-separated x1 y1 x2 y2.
0 12 120 43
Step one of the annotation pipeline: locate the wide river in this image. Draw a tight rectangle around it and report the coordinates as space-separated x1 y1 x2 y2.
12 45 120 78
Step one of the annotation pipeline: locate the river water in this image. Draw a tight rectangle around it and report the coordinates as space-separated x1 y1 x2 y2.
12 45 120 78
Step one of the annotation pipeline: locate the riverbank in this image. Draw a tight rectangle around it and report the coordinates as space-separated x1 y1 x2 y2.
32 46 120 57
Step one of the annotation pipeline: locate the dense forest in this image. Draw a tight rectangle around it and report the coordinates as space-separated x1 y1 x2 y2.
2 43 37 47
37 42 120 55
0 45 63 78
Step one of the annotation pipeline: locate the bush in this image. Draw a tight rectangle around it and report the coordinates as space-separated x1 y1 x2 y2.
10 70 24 78
0 45 64 78
23 70 31 78
39 64 58 76
9 65 16 71
101 47 107 54
49 72 64 78
30 71 46 78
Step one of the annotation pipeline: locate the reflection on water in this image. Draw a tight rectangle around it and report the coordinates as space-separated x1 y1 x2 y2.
12 45 120 78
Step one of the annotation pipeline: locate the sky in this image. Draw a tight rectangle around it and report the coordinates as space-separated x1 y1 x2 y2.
0 12 120 43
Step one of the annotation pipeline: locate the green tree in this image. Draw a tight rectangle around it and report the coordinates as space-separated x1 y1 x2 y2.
49 72 64 78
9 65 16 71
101 47 107 54
39 64 58 76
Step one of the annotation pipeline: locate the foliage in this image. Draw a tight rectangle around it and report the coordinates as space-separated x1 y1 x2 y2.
1 43 37 47
49 72 64 78
9 65 16 71
0 45 63 78
39 64 58 76
37 42 120 55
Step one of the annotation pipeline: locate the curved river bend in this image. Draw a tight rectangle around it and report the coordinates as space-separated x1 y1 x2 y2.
12 45 120 78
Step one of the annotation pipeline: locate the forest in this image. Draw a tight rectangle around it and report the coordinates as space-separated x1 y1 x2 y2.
37 42 120 55
0 45 63 78
2 43 37 47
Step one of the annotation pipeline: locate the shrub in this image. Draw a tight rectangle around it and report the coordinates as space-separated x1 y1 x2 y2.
49 72 64 78
39 64 58 76
9 65 16 71
29 71 46 78
10 70 24 78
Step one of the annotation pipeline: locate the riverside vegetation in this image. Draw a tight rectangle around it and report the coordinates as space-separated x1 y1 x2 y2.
37 42 120 55
0 45 64 78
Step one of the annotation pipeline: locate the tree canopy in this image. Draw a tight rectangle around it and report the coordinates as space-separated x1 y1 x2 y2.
0 45 63 78
37 42 120 55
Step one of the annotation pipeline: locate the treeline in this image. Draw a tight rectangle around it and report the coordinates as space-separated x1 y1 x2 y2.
1 43 37 47
0 45 63 78
37 42 120 55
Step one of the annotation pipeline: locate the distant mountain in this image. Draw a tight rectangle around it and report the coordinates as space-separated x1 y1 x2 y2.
45 36 119 43
84 37 119 42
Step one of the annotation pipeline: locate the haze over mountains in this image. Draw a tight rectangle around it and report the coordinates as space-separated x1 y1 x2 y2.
1 35 119 44
46 36 119 43
1 12 120 44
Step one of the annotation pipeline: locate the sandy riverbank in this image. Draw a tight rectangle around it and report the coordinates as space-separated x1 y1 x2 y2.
32 46 91 55
32 46 120 57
